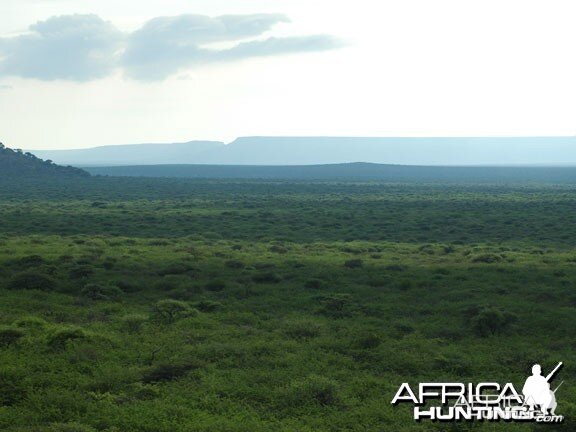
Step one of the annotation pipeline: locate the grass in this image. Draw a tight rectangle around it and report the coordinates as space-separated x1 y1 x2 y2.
0 177 574 431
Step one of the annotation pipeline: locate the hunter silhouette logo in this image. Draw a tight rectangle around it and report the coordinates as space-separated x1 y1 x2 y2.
522 362 563 416
391 362 564 423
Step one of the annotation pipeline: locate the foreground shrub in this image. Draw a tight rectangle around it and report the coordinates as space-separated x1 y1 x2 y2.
0 369 26 406
13 316 48 330
304 278 325 289
142 362 197 383
344 259 363 269
252 272 282 283
469 306 518 337
8 271 56 291
205 279 227 292
81 283 123 301
47 423 97 432
284 319 322 340
119 314 148 333
283 375 341 407
0 327 25 347
47 327 87 349
153 300 197 324
317 294 354 318
194 300 222 313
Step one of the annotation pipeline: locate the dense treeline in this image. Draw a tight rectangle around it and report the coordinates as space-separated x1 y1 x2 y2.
0 143 89 178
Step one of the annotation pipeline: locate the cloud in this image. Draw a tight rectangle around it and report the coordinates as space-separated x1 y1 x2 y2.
0 13 341 82
0 14 124 81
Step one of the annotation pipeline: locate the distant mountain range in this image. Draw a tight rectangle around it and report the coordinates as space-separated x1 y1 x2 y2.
30 136 576 167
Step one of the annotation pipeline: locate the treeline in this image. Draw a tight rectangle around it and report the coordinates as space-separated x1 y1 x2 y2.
0 143 89 178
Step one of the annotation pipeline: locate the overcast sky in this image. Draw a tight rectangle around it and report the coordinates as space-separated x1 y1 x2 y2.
1 0 576 149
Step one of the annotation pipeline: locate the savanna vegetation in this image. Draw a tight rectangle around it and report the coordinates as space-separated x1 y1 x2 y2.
0 175 574 431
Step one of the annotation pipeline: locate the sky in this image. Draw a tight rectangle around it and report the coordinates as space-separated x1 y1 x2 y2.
1 0 576 150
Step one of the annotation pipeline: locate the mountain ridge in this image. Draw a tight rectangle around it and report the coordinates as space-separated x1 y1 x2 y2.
29 136 576 167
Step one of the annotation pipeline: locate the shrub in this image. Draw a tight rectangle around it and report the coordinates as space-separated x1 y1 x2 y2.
142 362 196 383
153 300 197 323
284 320 322 339
13 316 48 330
471 253 503 264
252 272 282 283
81 284 123 301
47 327 87 349
225 260 245 269
0 369 26 406
115 279 141 293
354 332 381 349
47 423 97 432
304 278 324 289
205 280 227 292
194 300 222 313
469 306 518 337
284 375 340 407
120 314 148 333
0 327 25 347
18 254 45 267
317 294 354 318
157 263 193 276
68 265 94 279
344 259 363 269
8 271 56 291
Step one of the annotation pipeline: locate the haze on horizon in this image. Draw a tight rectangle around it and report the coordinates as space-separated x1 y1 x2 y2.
1 0 576 151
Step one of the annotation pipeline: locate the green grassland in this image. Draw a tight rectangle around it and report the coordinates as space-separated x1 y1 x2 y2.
0 177 574 431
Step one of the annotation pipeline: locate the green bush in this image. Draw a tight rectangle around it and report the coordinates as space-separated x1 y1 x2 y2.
0 369 26 406
205 279 227 292
284 375 341 407
81 283 123 301
47 423 97 432
153 299 197 323
142 362 197 383
252 272 282 283
470 306 518 337
119 314 148 333
47 327 87 349
304 278 325 289
194 300 222 312
344 259 363 269
8 270 56 291
13 316 48 330
284 320 322 340
317 294 354 318
0 327 25 347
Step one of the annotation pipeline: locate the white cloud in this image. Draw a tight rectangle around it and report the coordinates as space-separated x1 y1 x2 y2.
0 13 341 81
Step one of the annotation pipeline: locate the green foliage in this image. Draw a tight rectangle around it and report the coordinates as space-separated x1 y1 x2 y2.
469 306 518 337
344 258 363 269
283 375 341 407
0 327 25 347
118 314 148 333
141 362 197 383
8 270 56 291
47 327 87 349
0 144 89 178
152 299 197 323
0 369 26 406
80 284 123 301
0 178 574 431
